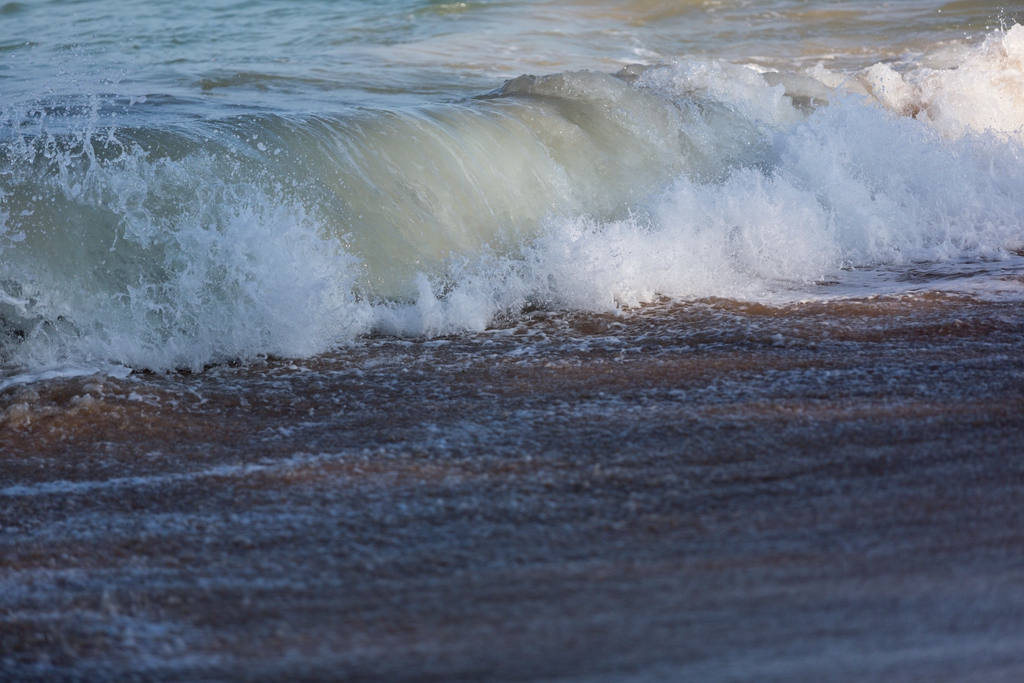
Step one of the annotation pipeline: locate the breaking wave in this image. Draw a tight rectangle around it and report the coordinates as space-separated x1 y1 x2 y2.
1 25 1023 374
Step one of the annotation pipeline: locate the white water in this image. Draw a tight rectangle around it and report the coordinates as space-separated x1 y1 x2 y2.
1 6 1023 375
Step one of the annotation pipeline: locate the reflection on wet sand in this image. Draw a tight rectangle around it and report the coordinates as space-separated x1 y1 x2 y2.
2 295 1023 681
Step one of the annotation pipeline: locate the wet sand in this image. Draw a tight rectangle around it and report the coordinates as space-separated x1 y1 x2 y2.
2 294 1024 682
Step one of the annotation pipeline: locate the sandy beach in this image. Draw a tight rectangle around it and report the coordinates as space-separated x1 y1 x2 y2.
3 294 1023 681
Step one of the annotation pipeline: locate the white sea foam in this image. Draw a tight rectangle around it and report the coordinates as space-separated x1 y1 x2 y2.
1 152 372 372
372 36 1024 335
0 363 131 392
1 26 1023 375
822 24 1024 141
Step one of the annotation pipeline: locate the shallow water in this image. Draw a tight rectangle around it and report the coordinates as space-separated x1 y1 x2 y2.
2 293 1024 681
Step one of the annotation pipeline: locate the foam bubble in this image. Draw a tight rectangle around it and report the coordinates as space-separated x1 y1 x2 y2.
0 363 131 393
2 29 1024 374
810 24 1024 141
366 76 1024 334
1 145 372 372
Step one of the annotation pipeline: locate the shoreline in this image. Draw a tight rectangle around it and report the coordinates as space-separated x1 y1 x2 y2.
2 295 1023 681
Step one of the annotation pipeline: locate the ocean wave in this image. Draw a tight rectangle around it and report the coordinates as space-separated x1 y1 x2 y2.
1 26 1023 374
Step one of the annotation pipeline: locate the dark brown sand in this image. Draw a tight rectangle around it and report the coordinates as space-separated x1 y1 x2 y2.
2 295 1023 682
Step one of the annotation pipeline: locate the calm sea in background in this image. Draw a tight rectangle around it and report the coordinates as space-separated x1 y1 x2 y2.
3 2 1024 681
